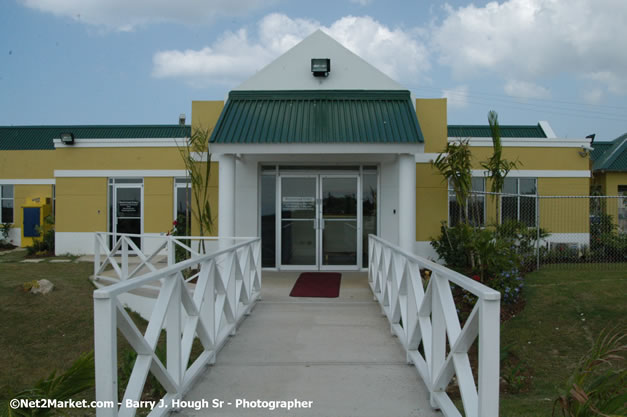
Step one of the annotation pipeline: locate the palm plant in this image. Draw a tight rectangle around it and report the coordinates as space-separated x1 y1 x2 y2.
481 110 520 222
177 127 214 253
432 138 473 225
553 327 626 417
1 351 94 417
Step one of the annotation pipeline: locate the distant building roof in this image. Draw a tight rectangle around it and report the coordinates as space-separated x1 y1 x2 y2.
448 124 547 138
591 133 627 172
0 125 190 150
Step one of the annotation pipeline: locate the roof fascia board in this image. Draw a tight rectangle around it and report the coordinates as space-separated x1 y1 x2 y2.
449 137 591 148
209 143 424 156
0 179 55 185
53 138 188 148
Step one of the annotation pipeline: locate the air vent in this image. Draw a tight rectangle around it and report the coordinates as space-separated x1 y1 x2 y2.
311 58 330 77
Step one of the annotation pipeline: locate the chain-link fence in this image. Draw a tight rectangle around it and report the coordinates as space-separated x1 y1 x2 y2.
453 192 627 270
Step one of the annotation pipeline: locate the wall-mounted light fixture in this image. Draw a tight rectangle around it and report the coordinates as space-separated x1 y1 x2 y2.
311 58 330 77
60 132 74 145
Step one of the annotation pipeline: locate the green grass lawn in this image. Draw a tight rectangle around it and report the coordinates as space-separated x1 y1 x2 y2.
0 251 95 399
500 264 627 416
1 250 625 416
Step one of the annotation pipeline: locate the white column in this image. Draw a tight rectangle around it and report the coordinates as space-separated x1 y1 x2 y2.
398 154 416 253
218 154 236 238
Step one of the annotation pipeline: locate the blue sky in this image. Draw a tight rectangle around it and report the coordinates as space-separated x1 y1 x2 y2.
1 0 626 141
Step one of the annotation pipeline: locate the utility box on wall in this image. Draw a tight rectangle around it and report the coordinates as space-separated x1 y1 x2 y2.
21 197 52 247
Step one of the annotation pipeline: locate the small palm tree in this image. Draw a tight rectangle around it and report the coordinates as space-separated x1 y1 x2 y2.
481 110 520 223
433 138 473 225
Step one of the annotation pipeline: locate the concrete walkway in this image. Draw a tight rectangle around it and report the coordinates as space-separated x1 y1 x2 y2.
180 272 441 417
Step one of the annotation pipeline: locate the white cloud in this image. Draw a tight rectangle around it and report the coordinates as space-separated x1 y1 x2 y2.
19 0 274 30
582 88 604 105
349 0 373 5
432 0 627 94
153 13 430 87
504 80 550 99
442 85 469 108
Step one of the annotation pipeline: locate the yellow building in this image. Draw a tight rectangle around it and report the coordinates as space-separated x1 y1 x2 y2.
591 133 627 232
0 31 595 266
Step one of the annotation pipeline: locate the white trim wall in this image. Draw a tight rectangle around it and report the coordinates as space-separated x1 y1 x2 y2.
55 170 188 178
210 143 424 156
471 169 590 178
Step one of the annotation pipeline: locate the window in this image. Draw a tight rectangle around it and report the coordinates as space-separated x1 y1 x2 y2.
448 178 485 227
174 178 191 233
0 185 14 224
501 178 537 227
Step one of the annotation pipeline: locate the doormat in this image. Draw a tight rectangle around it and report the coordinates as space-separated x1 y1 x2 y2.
289 272 341 298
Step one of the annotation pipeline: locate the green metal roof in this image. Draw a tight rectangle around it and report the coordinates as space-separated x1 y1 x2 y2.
592 133 627 172
210 90 424 144
0 125 191 151
448 124 547 138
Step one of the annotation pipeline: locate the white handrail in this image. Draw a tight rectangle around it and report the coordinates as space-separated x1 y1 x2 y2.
368 235 500 417
93 234 262 417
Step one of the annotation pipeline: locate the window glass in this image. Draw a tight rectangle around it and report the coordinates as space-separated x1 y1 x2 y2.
520 178 536 195
2 185 14 198
503 178 517 194
1 200 13 223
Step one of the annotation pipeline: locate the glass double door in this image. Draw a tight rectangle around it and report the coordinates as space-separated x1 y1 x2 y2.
280 175 359 270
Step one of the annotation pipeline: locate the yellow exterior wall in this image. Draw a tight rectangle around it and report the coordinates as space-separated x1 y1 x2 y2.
55 178 107 233
593 172 627 227
416 163 448 241
538 178 589 233
192 101 224 134
54 147 185 170
468 147 588 171
0 150 55 179
416 99 447 153
144 178 174 234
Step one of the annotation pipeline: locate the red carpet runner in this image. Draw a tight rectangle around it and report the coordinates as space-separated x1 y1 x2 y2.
289 272 341 298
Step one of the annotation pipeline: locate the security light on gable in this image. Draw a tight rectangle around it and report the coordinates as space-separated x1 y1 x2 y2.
60 132 74 145
311 58 330 77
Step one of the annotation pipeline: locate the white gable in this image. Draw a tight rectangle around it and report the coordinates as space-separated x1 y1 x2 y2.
235 30 406 91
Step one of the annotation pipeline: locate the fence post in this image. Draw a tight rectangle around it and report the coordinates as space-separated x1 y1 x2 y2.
166 275 182 387
536 194 540 271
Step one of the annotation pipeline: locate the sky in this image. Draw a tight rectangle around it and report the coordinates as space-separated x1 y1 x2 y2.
1 0 626 142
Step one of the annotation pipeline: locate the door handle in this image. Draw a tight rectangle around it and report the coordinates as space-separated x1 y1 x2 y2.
320 218 325 230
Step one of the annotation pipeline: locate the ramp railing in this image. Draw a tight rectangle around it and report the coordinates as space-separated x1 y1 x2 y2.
368 235 500 417
93 234 261 417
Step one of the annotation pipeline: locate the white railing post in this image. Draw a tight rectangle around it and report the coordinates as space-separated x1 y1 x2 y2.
166 276 182 386
94 295 118 417
478 298 500 417
121 237 128 280
430 275 445 409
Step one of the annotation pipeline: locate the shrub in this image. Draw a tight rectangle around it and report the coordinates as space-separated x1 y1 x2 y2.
431 220 546 305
